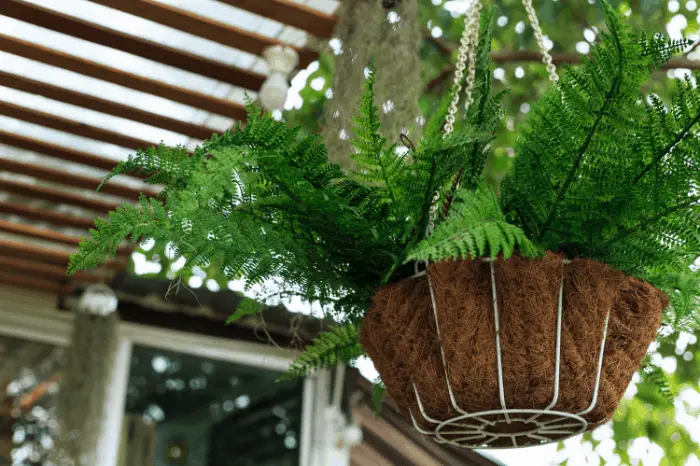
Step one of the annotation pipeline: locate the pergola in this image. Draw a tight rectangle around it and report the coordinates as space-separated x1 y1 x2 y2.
0 0 337 295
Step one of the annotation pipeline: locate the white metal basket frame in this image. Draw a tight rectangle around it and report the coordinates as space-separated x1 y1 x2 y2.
407 259 612 449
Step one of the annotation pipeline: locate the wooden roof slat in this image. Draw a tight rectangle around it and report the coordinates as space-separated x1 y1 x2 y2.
220 0 337 39
0 35 247 119
0 100 156 150
0 201 97 230
0 238 76 265
0 256 102 283
0 130 123 172
0 71 217 141
0 0 265 90
0 271 70 294
0 219 130 256
90 0 317 67
0 158 153 200
0 178 120 213
0 238 123 270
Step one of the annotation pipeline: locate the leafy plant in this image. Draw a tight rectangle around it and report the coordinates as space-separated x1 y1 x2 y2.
69 3 698 382
501 1 699 323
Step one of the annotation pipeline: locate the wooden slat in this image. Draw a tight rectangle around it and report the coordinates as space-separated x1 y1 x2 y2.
0 35 247 119
0 256 101 283
353 405 441 466
0 238 75 265
0 71 216 141
0 101 154 150
0 178 120 213
220 0 338 38
0 130 123 172
0 271 69 294
0 238 123 270
90 0 317 66
0 201 97 230
0 158 152 200
0 0 265 90
0 219 130 256
350 443 392 466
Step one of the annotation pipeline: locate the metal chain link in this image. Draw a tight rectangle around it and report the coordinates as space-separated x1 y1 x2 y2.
461 0 482 114
430 0 482 239
521 0 559 82
429 0 555 241
443 0 482 136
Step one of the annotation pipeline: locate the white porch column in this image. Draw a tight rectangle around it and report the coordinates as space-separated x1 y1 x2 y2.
49 284 129 466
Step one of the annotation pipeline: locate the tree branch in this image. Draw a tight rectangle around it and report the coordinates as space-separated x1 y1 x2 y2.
426 50 700 92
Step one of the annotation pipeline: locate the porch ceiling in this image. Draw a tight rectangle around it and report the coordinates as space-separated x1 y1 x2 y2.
0 0 339 297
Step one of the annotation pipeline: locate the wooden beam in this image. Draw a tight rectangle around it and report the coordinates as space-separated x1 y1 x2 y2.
0 271 70 294
0 201 97 230
219 0 338 39
0 130 124 172
350 443 392 466
90 0 317 66
0 0 265 90
0 178 120 213
0 238 123 270
353 405 441 466
0 71 217 140
0 35 247 119
0 219 130 256
0 158 153 200
0 238 74 265
0 100 154 150
428 50 700 91
0 256 101 283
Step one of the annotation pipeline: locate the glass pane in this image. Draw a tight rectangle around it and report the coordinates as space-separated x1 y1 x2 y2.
122 345 303 466
0 335 63 466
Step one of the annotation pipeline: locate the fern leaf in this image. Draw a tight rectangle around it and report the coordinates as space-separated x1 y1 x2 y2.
226 297 264 324
406 186 539 262
372 381 386 416
280 324 365 379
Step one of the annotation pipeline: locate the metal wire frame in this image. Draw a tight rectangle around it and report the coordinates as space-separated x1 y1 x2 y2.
408 259 612 449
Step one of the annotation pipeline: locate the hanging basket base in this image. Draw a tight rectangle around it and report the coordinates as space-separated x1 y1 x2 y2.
360 253 667 448
413 408 588 448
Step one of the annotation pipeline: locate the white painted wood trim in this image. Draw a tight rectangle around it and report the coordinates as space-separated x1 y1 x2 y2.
120 321 297 373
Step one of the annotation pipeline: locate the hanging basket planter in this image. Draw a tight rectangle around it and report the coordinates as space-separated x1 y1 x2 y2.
360 253 667 448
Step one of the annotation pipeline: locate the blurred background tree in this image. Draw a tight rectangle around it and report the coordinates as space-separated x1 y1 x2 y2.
130 1 700 463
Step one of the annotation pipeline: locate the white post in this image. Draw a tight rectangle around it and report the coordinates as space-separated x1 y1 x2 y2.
100 337 132 466
300 366 362 466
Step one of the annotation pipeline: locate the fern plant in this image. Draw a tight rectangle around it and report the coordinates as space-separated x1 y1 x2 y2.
69 3 698 384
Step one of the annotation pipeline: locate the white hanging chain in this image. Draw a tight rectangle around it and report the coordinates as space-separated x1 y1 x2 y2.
443 0 482 137
429 0 481 238
521 0 559 82
430 0 555 238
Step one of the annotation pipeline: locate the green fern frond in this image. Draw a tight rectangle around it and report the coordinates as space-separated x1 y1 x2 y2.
226 297 264 324
641 362 674 403
281 324 365 380
501 0 699 330
372 381 386 416
407 186 539 262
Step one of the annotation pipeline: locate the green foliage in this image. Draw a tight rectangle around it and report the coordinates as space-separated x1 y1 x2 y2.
69 22 498 322
372 381 386 416
69 3 699 395
225 297 263 325
640 359 674 403
407 185 538 262
501 1 699 328
280 324 365 380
